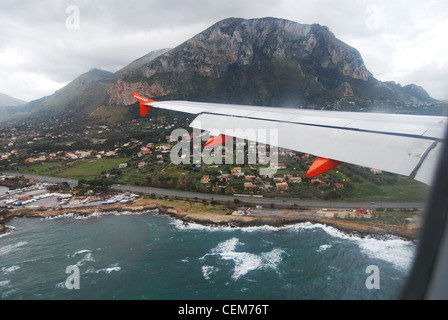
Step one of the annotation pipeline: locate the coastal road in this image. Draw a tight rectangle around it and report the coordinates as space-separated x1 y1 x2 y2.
110 184 426 210
1 172 426 210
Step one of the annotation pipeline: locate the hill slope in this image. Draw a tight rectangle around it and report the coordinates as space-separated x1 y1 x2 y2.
23 69 116 121
105 17 438 111
0 93 28 123
0 93 27 107
10 49 171 124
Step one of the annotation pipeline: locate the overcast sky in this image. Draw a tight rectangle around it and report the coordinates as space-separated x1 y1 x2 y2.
1 0 447 102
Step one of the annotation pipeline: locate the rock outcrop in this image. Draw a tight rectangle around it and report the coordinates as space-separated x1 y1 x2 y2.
105 17 434 110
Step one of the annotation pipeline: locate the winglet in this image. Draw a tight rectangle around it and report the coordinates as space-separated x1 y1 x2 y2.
130 93 155 117
307 157 343 178
205 134 234 148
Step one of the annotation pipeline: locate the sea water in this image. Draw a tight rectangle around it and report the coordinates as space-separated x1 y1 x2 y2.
0 209 415 300
0 186 8 196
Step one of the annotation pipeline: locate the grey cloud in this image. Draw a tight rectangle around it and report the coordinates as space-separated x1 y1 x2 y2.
0 0 446 101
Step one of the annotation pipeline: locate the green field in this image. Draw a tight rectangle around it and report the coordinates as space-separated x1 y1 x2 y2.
9 158 130 180
344 178 429 201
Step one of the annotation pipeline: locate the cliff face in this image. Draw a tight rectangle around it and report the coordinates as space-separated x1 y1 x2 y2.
105 17 386 108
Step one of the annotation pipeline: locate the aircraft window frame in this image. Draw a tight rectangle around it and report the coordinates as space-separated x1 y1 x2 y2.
401 123 448 299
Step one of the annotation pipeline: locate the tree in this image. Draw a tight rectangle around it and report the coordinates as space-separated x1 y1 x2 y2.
325 190 341 200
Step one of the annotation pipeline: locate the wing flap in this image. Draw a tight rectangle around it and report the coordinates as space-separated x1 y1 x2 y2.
414 142 443 185
190 113 436 178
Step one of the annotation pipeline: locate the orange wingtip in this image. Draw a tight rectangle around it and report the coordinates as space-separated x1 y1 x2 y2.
205 134 233 148
307 157 343 178
130 93 155 116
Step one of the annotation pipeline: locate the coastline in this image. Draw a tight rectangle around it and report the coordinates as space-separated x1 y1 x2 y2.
0 197 421 241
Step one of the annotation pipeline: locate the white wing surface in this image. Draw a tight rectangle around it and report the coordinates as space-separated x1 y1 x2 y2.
132 94 447 185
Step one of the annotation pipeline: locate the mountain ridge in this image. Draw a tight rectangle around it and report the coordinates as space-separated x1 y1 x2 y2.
0 93 29 123
3 17 444 125
105 17 438 110
0 92 27 107
22 68 116 121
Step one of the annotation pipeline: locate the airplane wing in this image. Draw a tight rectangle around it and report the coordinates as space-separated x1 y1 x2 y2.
131 93 447 186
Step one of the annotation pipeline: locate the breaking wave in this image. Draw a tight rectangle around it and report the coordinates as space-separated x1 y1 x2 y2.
95 264 121 274
201 237 285 280
43 210 157 220
285 222 416 271
175 219 416 272
317 244 332 252
1 265 21 274
0 241 27 256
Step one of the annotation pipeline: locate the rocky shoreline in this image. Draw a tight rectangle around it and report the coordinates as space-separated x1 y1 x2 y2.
0 198 421 241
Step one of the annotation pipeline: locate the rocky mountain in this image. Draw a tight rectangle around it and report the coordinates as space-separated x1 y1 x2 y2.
105 17 437 110
5 17 442 126
115 48 171 77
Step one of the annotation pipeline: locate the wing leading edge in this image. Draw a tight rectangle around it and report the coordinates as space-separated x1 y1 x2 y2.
131 93 447 186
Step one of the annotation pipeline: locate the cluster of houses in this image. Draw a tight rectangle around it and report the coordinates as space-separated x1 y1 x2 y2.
200 166 307 192
23 150 117 163
0 152 13 160
0 132 18 160
0 119 358 196
16 139 177 167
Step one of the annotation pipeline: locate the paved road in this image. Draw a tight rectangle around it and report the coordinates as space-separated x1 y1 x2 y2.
111 184 426 209
2 172 426 209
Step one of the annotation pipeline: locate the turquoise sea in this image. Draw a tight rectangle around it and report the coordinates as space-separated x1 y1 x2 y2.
1 185 416 301
0 205 416 301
